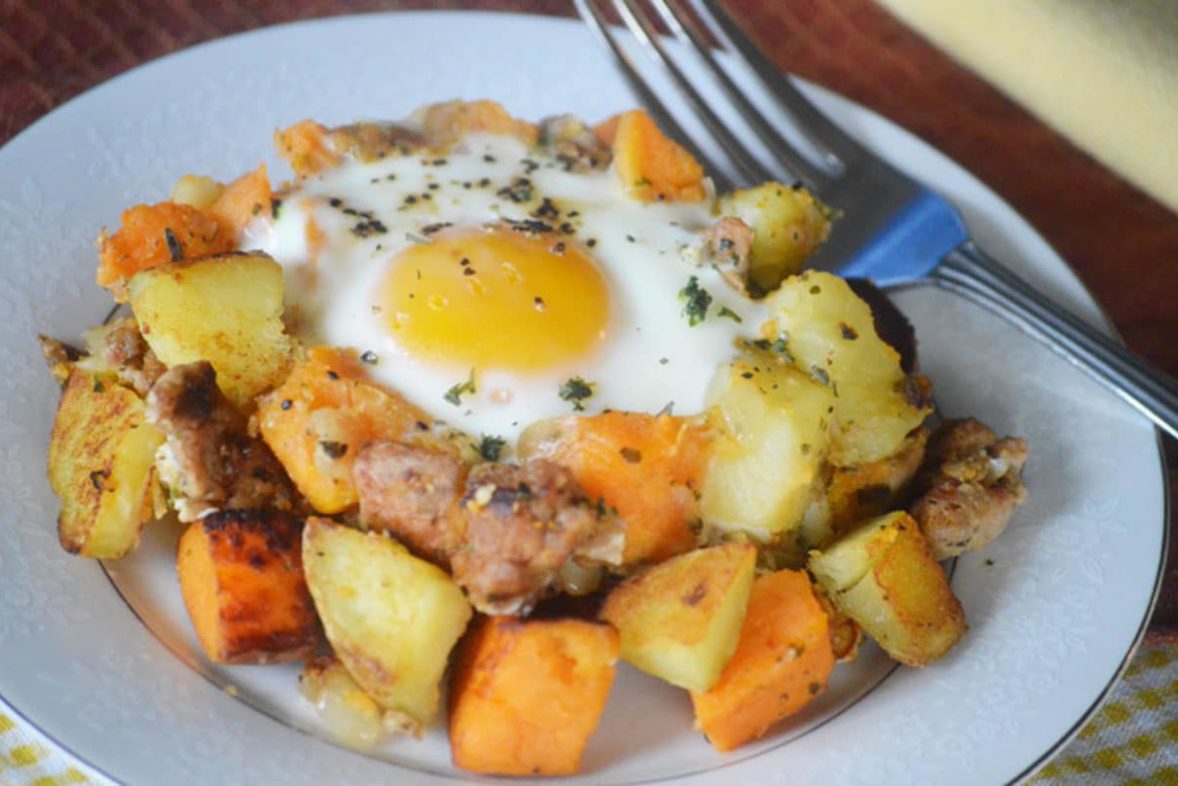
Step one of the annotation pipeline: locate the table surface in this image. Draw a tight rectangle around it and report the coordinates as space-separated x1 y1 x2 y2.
1 0 1175 640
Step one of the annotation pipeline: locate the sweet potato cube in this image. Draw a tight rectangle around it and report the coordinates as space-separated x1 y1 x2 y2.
274 120 340 177
97 201 234 298
449 617 618 776
518 412 713 565
177 509 319 664
596 109 706 202
256 347 433 514
208 164 271 239
826 427 928 537
600 543 756 692
808 511 966 667
690 569 835 752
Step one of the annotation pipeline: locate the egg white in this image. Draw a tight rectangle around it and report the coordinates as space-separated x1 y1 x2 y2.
247 132 768 442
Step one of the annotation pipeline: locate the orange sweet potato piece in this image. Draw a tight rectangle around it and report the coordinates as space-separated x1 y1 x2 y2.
690 569 835 752
520 412 714 565
96 202 233 297
275 120 341 177
418 99 539 147
827 427 928 536
449 616 618 776
256 347 433 514
597 109 706 202
208 164 272 239
176 509 319 664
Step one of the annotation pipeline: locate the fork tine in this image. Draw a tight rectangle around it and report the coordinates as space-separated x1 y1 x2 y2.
697 0 867 171
574 0 734 191
651 0 833 190
608 0 775 186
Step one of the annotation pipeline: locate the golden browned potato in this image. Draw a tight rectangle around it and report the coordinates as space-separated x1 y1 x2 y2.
599 543 756 692
37 335 82 385
808 511 966 667
301 517 473 733
128 252 294 410
812 582 862 662
715 182 832 295
299 656 401 750
763 272 932 467
699 350 834 541
176 509 319 664
48 369 163 559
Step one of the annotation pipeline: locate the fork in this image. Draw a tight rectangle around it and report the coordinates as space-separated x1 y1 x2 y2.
575 0 1178 439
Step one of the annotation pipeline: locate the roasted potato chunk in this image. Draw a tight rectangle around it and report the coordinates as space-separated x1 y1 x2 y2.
38 335 83 385
299 656 400 750
764 272 932 466
48 369 163 558
715 182 831 295
699 352 834 541
177 509 319 664
809 511 966 667
691 569 835 751
600 543 756 692
302 517 473 733
450 617 619 776
129 251 294 410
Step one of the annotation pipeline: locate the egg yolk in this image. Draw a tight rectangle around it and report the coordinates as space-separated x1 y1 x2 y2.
381 227 610 371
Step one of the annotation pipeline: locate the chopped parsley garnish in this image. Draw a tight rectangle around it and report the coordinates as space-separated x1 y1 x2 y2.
558 376 595 411
717 306 743 323
679 276 712 326
477 435 507 462
444 369 477 406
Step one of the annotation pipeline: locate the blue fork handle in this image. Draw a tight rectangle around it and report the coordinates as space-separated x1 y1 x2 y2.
837 188 1178 438
835 189 967 287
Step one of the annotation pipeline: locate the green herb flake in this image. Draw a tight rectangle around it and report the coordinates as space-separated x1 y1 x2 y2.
717 306 743 323
444 369 477 406
558 376 595 411
477 434 507 462
679 276 712 326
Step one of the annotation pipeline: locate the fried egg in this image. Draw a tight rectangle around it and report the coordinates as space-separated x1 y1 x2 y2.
249 131 767 442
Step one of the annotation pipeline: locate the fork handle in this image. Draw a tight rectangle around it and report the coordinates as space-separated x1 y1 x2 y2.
932 241 1178 440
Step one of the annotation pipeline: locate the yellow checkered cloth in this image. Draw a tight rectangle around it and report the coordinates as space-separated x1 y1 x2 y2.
2 642 1176 784
1032 641 1178 785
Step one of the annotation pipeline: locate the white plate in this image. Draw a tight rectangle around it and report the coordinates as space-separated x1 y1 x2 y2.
0 11 1166 786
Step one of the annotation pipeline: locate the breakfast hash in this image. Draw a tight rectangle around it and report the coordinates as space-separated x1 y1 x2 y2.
39 99 1028 776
